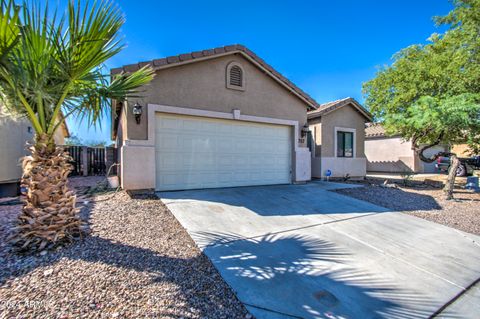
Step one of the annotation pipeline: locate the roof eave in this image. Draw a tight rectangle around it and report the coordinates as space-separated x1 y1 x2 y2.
307 98 373 122
110 45 319 111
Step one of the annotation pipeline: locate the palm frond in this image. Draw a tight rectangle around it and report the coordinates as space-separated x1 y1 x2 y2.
61 66 155 128
0 0 154 138
106 66 156 100
0 0 20 66
58 0 125 80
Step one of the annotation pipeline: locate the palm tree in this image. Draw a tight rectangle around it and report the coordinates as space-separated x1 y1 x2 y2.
0 0 154 251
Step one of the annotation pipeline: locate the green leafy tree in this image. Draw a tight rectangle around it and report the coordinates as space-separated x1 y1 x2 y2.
363 0 480 199
65 134 107 147
0 0 154 251
65 134 83 146
84 140 107 147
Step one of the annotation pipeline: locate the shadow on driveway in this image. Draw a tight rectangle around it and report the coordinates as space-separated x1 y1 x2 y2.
160 183 391 217
159 183 479 318
198 231 438 319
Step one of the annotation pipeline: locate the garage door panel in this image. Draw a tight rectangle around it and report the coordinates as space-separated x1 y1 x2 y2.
217 155 234 167
233 155 250 167
217 138 234 152
156 134 179 149
276 155 291 167
155 113 292 191
232 138 248 152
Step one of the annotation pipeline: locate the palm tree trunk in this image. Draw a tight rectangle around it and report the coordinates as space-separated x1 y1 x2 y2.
11 134 85 251
444 154 459 200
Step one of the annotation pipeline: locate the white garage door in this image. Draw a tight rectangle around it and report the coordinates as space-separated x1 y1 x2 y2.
155 113 292 191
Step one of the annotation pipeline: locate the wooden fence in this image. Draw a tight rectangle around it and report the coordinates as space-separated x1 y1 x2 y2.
65 146 83 176
87 147 106 175
64 146 116 176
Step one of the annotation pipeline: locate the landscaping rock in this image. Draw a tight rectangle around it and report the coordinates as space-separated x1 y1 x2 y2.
337 183 480 235
0 176 249 318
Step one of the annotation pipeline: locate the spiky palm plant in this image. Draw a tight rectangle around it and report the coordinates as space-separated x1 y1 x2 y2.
0 0 154 251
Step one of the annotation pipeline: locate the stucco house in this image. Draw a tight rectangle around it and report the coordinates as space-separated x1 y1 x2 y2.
0 111 69 196
307 98 373 179
451 144 474 157
111 45 370 191
365 123 447 173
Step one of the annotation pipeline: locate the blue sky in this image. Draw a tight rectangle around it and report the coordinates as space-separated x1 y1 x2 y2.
67 0 453 143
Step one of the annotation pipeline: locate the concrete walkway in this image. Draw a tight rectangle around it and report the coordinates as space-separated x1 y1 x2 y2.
159 182 480 319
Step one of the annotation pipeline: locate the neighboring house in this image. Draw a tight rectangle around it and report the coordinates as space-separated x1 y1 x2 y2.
0 111 69 197
111 44 319 191
451 144 473 157
307 98 373 179
364 123 447 173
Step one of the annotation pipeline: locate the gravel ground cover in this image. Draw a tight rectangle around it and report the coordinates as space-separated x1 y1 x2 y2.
0 176 249 318
336 181 480 236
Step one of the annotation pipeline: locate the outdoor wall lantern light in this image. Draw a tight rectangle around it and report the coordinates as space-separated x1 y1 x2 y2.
132 102 143 124
301 124 310 138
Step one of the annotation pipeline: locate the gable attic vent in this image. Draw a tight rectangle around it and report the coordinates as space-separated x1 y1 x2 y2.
230 66 242 86
226 62 245 91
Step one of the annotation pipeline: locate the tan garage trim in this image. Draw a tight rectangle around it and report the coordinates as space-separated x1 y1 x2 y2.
124 103 300 150
120 104 308 190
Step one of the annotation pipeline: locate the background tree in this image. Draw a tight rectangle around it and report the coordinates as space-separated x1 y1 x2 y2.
65 134 83 146
0 0 154 251
363 0 480 199
65 134 108 147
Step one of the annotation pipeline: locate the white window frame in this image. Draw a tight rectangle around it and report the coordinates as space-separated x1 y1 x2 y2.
226 61 245 91
334 127 356 158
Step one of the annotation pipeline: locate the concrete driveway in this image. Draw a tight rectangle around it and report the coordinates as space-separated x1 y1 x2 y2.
159 182 480 319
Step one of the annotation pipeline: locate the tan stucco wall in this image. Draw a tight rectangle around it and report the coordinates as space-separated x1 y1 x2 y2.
365 137 416 173
116 54 313 190
53 126 65 145
318 105 367 158
307 104 368 178
0 115 34 182
0 113 68 183
121 145 156 190
308 118 322 157
320 157 367 178
122 54 309 141
451 144 471 157
365 137 448 173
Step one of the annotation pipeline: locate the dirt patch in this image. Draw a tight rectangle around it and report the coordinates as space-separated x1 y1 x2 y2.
0 177 249 318
336 182 480 236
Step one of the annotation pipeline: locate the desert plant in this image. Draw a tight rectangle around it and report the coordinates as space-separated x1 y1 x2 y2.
400 170 414 187
363 0 480 200
0 0 154 251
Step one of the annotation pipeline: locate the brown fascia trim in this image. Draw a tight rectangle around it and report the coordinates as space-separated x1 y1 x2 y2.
110 44 320 111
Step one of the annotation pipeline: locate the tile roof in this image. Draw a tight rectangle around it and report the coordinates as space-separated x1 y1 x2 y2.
307 97 372 121
365 123 387 138
111 44 319 110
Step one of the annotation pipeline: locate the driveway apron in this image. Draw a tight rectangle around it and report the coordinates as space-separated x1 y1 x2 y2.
159 183 480 319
